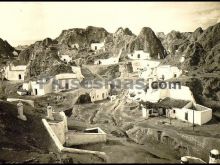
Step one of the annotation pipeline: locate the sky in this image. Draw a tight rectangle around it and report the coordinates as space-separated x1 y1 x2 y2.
0 2 220 46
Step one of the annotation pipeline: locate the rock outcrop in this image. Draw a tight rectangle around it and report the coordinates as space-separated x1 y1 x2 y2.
128 27 167 59
0 38 16 59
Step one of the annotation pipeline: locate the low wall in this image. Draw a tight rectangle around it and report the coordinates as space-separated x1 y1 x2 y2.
42 119 108 162
49 121 66 145
65 130 107 146
7 98 35 107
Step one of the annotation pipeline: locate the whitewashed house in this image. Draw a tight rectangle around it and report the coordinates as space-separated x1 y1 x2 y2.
71 43 79 49
180 56 185 63
60 55 72 63
94 50 122 65
22 73 81 96
94 57 119 65
144 85 196 103
138 60 161 79
156 65 182 80
89 88 109 102
168 101 212 125
53 73 80 93
84 81 110 102
4 64 27 81
128 83 196 104
91 42 105 51
131 60 160 72
128 50 151 60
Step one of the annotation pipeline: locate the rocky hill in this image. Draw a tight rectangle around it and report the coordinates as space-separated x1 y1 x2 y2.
0 38 17 59
128 27 167 59
56 26 109 50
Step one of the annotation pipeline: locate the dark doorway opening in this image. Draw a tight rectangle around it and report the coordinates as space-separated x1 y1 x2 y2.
18 74 22 80
185 112 188 121
65 83 69 89
35 89 38 95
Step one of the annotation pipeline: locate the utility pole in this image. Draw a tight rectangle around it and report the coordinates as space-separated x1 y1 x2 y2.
193 108 195 131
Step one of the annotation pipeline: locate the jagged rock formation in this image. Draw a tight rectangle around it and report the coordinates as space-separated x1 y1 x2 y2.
56 26 109 47
0 38 17 59
182 42 206 69
128 27 167 59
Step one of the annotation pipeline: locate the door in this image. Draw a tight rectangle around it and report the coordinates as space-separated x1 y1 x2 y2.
18 74 22 80
185 112 188 121
35 89 38 95
102 93 105 99
65 83 69 90
137 54 140 58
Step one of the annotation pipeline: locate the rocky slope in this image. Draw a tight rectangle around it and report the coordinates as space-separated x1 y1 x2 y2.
128 27 167 59
0 38 17 59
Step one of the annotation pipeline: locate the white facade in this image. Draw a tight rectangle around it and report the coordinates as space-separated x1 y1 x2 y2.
128 50 151 60
94 57 119 65
54 73 80 93
71 43 79 49
22 73 81 96
156 65 182 80
128 85 196 104
94 49 122 65
89 88 109 102
60 55 72 63
180 56 185 63
91 42 105 51
169 102 212 125
132 60 160 73
4 64 27 81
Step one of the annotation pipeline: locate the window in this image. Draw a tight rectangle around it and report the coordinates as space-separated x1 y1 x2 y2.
137 54 140 58
173 110 176 114
95 46 97 50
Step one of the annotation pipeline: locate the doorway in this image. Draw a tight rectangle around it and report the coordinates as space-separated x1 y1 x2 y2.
65 83 69 90
18 74 22 80
185 112 188 121
35 89 38 95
